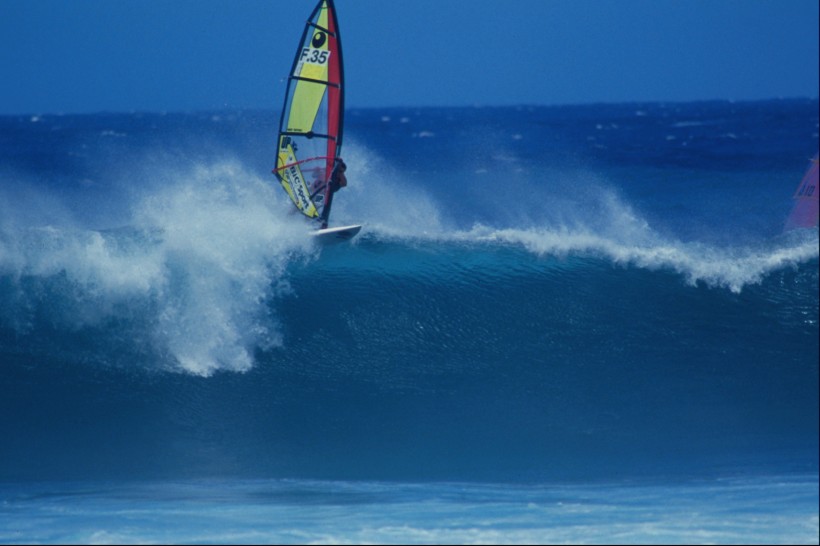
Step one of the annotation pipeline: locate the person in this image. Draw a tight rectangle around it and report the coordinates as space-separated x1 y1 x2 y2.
319 158 347 229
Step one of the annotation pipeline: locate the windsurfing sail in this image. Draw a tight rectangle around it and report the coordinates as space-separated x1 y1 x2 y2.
784 154 819 231
273 0 344 221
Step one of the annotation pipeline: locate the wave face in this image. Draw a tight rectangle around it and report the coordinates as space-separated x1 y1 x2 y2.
0 100 817 482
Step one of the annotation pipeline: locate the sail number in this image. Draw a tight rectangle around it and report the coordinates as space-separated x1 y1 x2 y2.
300 47 330 65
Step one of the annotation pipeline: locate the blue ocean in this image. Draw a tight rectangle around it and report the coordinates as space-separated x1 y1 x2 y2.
1 99 818 544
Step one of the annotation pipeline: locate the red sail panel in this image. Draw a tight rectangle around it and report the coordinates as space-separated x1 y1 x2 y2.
322 0 344 205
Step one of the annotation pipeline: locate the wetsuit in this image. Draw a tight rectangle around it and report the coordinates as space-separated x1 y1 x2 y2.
319 160 347 229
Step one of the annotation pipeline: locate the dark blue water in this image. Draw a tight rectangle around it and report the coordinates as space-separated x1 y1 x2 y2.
0 100 818 542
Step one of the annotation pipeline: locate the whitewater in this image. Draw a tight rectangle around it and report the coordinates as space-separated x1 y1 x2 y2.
0 100 818 543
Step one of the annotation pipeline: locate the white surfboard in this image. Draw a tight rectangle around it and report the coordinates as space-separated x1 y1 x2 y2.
311 224 362 244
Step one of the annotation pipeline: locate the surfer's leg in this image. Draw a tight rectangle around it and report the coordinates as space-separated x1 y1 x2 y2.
319 190 334 228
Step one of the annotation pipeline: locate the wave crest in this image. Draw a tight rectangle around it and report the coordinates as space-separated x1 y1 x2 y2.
0 160 317 376
456 224 819 293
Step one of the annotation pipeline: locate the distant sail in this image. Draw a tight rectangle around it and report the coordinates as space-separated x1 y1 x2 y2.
784 154 819 231
273 0 344 219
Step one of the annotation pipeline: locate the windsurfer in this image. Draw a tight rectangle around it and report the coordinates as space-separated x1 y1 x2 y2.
319 158 347 228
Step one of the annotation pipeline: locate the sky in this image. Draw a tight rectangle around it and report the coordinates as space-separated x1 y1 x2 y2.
1 0 818 115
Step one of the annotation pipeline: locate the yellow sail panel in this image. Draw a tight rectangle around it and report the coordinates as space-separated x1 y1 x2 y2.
277 139 319 217
286 4 331 133
287 80 326 133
